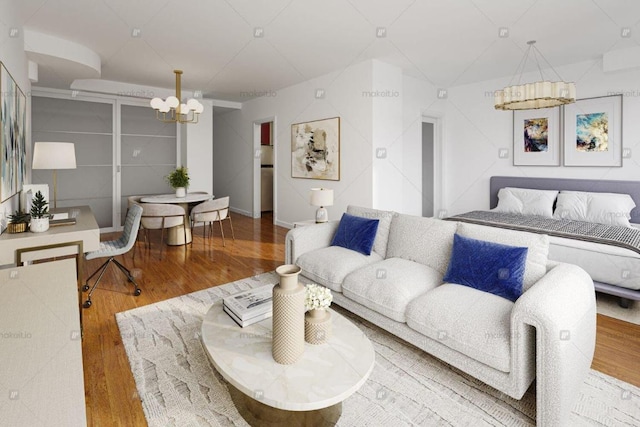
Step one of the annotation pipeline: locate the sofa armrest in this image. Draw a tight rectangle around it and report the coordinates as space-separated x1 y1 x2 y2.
512 262 596 426
285 221 339 264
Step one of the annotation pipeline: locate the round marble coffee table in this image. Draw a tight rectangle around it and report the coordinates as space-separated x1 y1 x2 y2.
201 301 375 426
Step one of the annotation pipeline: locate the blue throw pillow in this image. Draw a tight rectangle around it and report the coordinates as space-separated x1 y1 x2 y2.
331 213 380 256
443 234 528 302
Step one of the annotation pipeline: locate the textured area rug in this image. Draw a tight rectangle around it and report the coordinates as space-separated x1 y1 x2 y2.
116 273 640 426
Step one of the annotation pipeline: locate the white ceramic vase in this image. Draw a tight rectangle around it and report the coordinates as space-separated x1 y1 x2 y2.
305 308 332 344
272 264 305 364
30 217 50 233
175 187 186 197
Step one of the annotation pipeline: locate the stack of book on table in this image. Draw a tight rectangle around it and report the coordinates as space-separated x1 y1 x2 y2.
223 285 274 327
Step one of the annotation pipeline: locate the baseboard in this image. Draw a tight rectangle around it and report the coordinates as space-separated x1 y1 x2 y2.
275 219 293 229
229 206 252 217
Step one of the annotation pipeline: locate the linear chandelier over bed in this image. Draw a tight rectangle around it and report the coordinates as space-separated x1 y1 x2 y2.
494 41 576 111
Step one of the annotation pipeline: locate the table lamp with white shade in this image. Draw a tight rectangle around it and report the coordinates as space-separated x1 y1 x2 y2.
310 188 333 223
32 142 77 209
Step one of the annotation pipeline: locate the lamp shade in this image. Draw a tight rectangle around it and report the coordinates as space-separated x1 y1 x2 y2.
310 188 333 207
32 142 77 169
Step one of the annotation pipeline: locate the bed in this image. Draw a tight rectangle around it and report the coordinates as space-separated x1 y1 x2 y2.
450 176 640 308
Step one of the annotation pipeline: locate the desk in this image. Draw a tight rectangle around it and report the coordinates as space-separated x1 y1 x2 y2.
0 259 86 426
140 193 212 245
0 205 100 266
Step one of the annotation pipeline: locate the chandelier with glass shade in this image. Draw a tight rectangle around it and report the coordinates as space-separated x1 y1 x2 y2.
494 41 576 111
150 70 204 123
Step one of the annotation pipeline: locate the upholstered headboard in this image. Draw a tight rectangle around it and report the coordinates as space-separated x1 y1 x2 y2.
489 176 640 224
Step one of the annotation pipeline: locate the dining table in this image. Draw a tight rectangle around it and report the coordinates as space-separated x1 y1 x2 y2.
140 193 213 245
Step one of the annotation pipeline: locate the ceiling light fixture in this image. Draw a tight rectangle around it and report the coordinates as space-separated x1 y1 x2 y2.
494 41 576 110
150 70 204 123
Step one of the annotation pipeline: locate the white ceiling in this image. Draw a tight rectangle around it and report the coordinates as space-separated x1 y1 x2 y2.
15 0 640 101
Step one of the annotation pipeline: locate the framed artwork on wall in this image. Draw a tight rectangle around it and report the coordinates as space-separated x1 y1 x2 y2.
563 95 622 167
291 117 340 181
513 107 560 166
0 62 27 202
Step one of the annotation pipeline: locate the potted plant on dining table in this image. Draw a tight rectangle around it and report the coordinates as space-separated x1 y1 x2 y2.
166 166 190 197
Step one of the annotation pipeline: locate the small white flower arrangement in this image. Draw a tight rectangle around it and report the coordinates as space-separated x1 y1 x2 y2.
304 284 333 311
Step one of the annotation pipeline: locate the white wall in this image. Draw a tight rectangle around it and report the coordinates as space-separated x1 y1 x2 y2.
213 59 452 226
215 56 640 225
371 60 403 211
184 104 213 195
401 75 445 215
442 59 640 215
0 0 31 223
214 60 374 226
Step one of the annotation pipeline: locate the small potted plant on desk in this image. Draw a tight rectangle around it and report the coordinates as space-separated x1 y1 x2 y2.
30 191 51 233
8 210 30 233
167 166 190 197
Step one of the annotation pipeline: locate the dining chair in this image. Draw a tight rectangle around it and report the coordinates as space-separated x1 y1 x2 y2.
190 196 235 246
140 203 188 257
82 204 143 308
127 195 148 212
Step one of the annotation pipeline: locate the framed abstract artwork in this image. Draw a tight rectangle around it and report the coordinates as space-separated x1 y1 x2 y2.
513 107 560 166
291 117 340 181
1 62 27 202
563 95 623 167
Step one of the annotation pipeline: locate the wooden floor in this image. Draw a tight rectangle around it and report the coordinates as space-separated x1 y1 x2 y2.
81 213 640 426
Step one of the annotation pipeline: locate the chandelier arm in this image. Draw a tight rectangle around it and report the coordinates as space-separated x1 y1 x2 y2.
531 44 566 82
530 47 546 81
509 44 532 87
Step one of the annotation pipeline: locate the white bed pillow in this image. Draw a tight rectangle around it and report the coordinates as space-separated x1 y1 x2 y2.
553 191 636 227
492 187 558 218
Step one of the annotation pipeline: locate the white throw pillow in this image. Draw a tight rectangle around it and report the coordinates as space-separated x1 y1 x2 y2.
553 191 636 227
492 187 558 218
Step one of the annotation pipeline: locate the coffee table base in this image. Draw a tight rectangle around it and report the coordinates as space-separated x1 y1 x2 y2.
228 383 341 427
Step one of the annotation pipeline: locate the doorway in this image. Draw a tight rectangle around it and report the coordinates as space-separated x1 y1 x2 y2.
422 122 435 217
253 117 276 221
421 116 442 218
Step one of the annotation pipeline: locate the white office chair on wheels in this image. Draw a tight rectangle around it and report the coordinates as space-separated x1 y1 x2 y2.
82 204 143 308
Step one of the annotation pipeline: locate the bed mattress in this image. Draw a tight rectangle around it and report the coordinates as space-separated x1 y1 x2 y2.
548 236 640 291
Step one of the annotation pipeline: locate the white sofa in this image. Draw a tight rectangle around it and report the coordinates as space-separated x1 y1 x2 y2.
285 206 596 426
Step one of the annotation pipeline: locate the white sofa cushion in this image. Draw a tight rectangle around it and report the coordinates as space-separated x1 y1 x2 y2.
296 246 382 293
342 258 442 323
347 205 394 258
406 283 513 373
456 222 549 292
386 214 458 274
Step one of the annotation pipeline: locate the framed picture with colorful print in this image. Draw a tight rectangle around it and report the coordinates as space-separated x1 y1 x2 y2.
0 62 27 202
513 107 561 166
563 95 623 167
